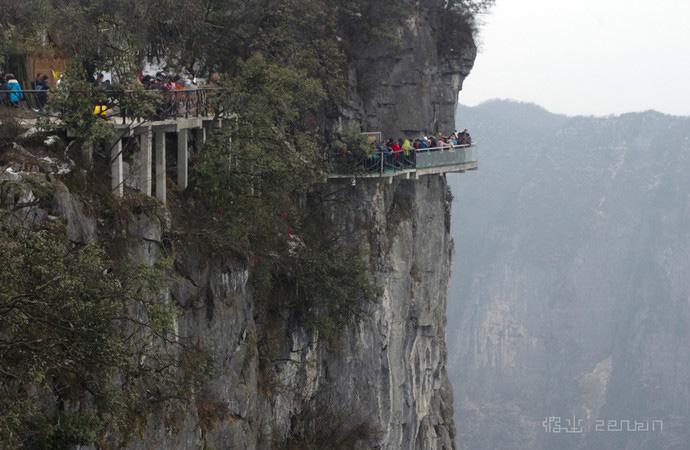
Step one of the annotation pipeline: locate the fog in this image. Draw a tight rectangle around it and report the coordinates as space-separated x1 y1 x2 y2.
448 100 690 450
460 0 690 116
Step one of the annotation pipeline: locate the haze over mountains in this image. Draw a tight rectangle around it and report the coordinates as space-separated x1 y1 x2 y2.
447 100 690 450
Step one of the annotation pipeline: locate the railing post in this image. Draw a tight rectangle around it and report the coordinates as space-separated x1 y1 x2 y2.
155 130 167 203
81 140 93 169
111 138 124 198
139 127 153 196
177 129 189 190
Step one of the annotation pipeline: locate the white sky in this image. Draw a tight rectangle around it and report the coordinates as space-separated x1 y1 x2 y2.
459 0 690 117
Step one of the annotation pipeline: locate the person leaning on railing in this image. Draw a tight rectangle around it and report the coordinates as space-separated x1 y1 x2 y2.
457 129 472 146
391 139 402 158
402 138 412 155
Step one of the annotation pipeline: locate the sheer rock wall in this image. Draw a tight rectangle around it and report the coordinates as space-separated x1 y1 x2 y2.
118 176 458 449
343 0 477 139
1 1 476 447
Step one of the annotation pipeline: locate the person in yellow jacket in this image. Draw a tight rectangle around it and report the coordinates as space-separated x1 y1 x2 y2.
402 138 412 156
93 103 108 117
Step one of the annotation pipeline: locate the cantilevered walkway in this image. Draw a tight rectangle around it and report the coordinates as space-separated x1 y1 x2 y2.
1 88 223 203
2 88 478 202
86 89 225 203
328 143 478 183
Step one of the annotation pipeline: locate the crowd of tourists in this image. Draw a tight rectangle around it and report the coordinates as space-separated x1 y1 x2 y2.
139 72 214 92
358 129 472 172
374 129 472 156
91 71 213 117
0 69 217 115
92 71 212 92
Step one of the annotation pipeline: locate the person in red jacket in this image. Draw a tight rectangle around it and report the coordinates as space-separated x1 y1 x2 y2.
391 139 401 157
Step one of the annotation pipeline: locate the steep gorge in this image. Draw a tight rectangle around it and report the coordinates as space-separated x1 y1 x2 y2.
448 101 690 450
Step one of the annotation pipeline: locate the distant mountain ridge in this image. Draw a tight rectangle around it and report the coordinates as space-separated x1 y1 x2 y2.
448 99 690 450
467 98 683 119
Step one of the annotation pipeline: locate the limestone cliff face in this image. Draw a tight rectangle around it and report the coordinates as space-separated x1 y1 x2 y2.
1 3 476 447
117 176 456 449
343 0 477 139
128 1 477 438
1 165 459 449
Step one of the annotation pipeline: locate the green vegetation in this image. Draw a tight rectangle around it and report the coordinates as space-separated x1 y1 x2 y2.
448 0 496 14
45 68 162 147
2 0 489 83
189 54 324 249
0 221 199 448
250 204 378 346
330 124 373 174
189 54 376 342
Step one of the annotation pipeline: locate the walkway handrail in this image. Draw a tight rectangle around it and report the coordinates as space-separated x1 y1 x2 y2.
414 143 472 153
0 89 50 93
0 89 51 112
344 143 477 176
0 87 221 94
0 87 221 121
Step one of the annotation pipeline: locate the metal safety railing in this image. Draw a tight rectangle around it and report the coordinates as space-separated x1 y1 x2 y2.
414 143 475 170
114 88 216 121
0 87 219 122
357 143 475 175
0 89 51 111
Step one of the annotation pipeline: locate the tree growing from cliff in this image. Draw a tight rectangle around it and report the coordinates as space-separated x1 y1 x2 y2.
447 0 496 14
189 53 376 344
0 221 201 449
1 0 489 86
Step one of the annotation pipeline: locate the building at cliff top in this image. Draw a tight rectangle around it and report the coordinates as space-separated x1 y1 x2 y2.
1 45 67 90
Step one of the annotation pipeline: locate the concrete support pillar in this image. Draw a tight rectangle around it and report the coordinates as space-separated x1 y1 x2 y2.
192 127 206 157
139 127 152 196
155 130 166 203
177 129 189 190
81 141 93 169
111 139 124 197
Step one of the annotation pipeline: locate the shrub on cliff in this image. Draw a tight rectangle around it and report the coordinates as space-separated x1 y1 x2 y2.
189 53 376 343
0 222 197 448
190 53 324 247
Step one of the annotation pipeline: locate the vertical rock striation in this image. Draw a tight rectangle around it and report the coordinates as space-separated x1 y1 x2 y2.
317 176 457 449
344 0 477 139
0 168 452 449
117 176 458 449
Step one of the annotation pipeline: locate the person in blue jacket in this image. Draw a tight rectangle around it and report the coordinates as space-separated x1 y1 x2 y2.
5 74 23 106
